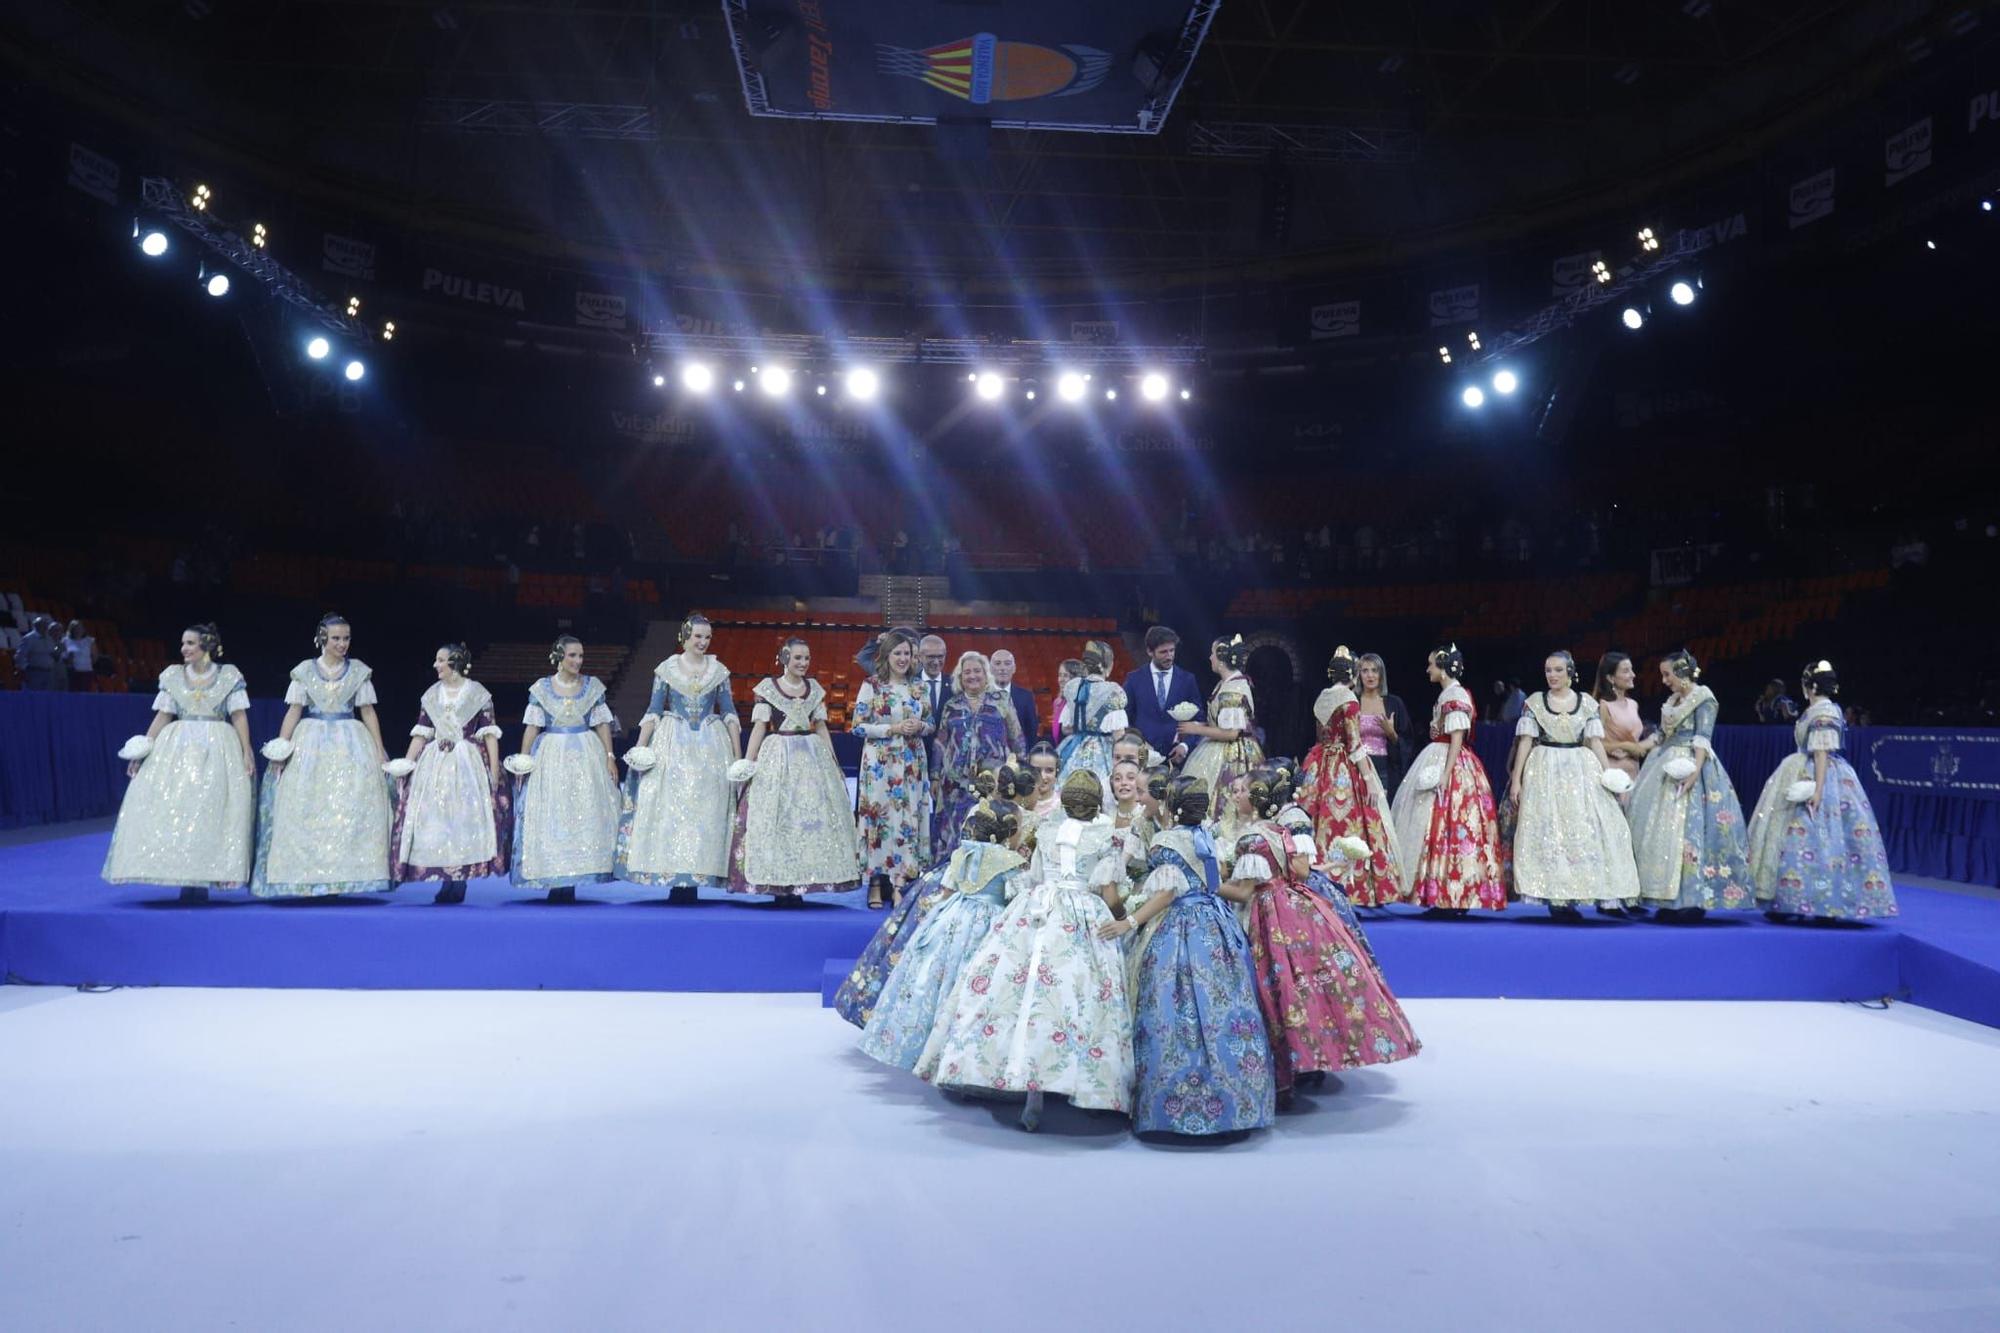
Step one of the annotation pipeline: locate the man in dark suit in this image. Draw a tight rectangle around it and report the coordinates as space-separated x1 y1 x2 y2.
1123 625 1204 765
918 633 949 768
989 648 1038 744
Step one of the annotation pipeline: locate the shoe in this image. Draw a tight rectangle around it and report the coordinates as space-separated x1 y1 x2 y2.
433 881 466 905
547 886 577 904
667 885 699 906
177 886 210 905
1019 1091 1044 1132
1548 905 1584 921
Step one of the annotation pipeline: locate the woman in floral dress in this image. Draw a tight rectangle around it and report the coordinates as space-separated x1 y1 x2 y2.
850 628 932 909
1178 635 1264 806
509 636 620 902
617 613 740 897
729 638 860 903
1234 767 1420 1100
1055 639 1128 801
1298 647 1407 906
389 643 510 904
930 651 1025 860
1626 650 1755 921
1104 776 1275 1138
1746 661 1897 922
1389 645 1507 913
924 771 1134 1131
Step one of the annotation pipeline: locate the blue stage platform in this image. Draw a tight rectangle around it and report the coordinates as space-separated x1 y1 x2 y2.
2 826 1995 1030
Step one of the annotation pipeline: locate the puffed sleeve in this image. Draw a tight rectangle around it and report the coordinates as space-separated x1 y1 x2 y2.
1138 862 1184 898
283 679 309 707
751 700 774 724
643 679 667 721
1215 691 1249 733
1088 845 1122 890
1441 706 1472 735
587 698 615 728
1100 707 1129 732
1691 697 1718 753
1806 716 1842 752
1514 713 1539 738
1230 852 1275 882
1583 714 1604 740
411 705 436 739
812 695 828 724
522 700 552 729
225 684 250 715
354 679 379 708
475 703 503 742
151 689 179 716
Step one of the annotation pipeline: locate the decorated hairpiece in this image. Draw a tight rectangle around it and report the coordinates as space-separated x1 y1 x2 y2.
1809 659 1833 675
313 612 349 650
676 612 710 646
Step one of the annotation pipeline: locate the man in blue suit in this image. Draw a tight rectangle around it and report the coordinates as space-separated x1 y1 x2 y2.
1123 625 1203 766
989 649 1038 744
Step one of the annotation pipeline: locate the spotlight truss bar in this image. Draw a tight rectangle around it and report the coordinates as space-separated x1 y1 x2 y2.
1187 117 1420 163
1466 226 1717 364
419 98 657 141
139 177 368 341
638 330 1206 373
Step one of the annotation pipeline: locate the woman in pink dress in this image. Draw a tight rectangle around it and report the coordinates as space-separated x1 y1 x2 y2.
1229 766 1421 1103
1592 651 1654 788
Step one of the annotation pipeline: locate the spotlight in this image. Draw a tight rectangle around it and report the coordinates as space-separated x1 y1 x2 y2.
344 359 366 382
758 366 792 397
652 373 666 388
250 222 268 250
1462 385 1486 408
845 367 880 401
1056 370 1088 402
682 363 715 394
1637 226 1659 252
733 379 745 392
1621 306 1645 331
345 295 362 317
1180 388 1192 401
190 183 211 212
815 383 827 396
305 335 331 360
1437 346 1453 366
1984 200 1994 213
1105 388 1118 401
1025 390 1037 401
1591 259 1612 285
1669 280 1696 306
1492 369 1519 395
1140 371 1170 402
966 372 977 382
381 320 396 342
1925 239 1938 251
1467 330 1482 351
200 267 230 298
975 371 1004 402
136 225 169 257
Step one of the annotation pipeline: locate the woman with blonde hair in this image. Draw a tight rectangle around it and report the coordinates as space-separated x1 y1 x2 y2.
930 649 1025 859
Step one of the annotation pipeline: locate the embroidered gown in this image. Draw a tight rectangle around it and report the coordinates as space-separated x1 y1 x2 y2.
850 677 933 892
1276 805 1378 962
252 659 392 898
390 679 511 883
1389 681 1506 910
510 675 619 890
1125 826 1276 1135
923 817 1135 1112
103 663 255 889
1298 683 1408 906
1626 685 1754 910
930 690 1026 860
832 859 954 1028
1055 676 1129 799
1746 699 1897 919
860 842 1029 1073
730 677 860 895
1236 823 1420 1088
618 655 737 888
1180 672 1264 806
1508 692 1641 907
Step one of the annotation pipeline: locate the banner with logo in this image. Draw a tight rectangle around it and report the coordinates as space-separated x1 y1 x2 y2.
405 249 545 319
1427 282 1480 328
1071 319 1119 344
65 142 120 205
1864 731 2000 802
1550 250 1603 298
321 232 378 282
1788 167 1837 229
1307 299 1360 340
572 282 633 332
1884 116 1933 186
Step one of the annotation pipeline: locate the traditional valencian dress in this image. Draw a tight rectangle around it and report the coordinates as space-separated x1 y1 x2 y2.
923 815 1135 1112
1746 699 1897 920
1508 692 1641 908
390 678 511 884
510 674 619 890
1235 822 1420 1089
930 690 1025 860
1125 825 1276 1136
729 677 859 896
850 675 933 894
1180 670 1264 806
103 663 255 889
1298 683 1407 906
860 841 1029 1073
252 659 392 898
1626 684 1754 911
832 859 953 1028
1389 681 1506 910
1055 675 1128 800
617 654 737 888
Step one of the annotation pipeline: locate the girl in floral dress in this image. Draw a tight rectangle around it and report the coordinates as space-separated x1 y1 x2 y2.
1626 650 1755 921
1389 645 1507 913
850 628 933 909
930 652 1027 860
924 771 1135 1131
509 636 619 902
617 614 740 897
103 624 256 903
1234 767 1420 1100
1104 776 1275 1138
1178 636 1264 806
729 638 860 904
1746 661 1897 922
1298 647 1407 906
389 643 511 904
1055 639 1128 801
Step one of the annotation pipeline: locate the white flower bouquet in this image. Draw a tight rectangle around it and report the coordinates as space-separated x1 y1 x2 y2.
502 754 536 777
1599 769 1633 796
623 745 658 772
727 758 759 784
1168 702 1200 722
382 758 417 779
116 736 153 763
1662 755 1698 782
1785 779 1818 804
1332 835 1372 864
260 738 296 763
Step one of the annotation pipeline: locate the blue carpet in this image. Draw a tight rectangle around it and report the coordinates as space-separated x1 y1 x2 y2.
3 829 1995 1028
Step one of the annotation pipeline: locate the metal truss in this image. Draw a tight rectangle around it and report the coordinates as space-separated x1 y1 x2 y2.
1470 227 1719 362
139 177 369 341
1134 0 1224 134
638 329 1206 370
1187 118 1421 163
418 99 657 140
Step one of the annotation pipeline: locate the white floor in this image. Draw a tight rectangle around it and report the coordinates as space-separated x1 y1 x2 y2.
2 991 1998 1333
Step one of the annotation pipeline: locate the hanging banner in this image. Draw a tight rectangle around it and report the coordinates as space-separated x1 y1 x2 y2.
1788 168 1837 229
1884 117 1933 187
1071 319 1119 343
1550 250 1603 298
1308 299 1360 340
321 233 378 282
1865 731 2000 802
1427 283 1480 327
572 285 631 332
65 142 120 205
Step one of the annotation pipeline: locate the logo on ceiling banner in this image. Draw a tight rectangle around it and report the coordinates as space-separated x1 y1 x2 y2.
1551 251 1603 298
877 33 1110 104
1428 284 1480 327
1309 300 1360 340
1788 168 1836 229
1885 117 1932 186
66 142 120 204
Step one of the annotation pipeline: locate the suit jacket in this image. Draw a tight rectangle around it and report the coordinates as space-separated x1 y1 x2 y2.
919 673 949 766
1004 682 1038 746
1123 664 1203 758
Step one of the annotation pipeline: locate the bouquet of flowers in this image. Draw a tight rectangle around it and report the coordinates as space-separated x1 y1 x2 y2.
116 736 153 763
502 754 536 777
1599 769 1633 796
623 745 658 772
260 738 296 763
727 758 759 784
1785 779 1818 803
1662 755 1698 782
382 758 416 779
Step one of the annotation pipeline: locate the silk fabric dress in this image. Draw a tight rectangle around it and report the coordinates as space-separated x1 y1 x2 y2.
832 859 955 1028
1388 682 1506 910
1298 684 1407 906
617 654 737 887
510 675 619 890
1746 699 1898 919
390 679 511 883
102 664 255 889
1055 676 1129 801
1626 685 1755 910
252 659 393 898
729 677 860 895
1508 692 1641 907
1180 672 1264 807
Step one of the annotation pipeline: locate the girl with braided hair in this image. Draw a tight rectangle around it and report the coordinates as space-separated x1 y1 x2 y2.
1298 646 1408 906
1055 639 1128 801
388 643 510 904
617 612 740 898
508 635 619 902
1178 635 1264 807
1626 650 1754 920
1234 766 1420 1099
861 773 1032 1073
1389 645 1506 912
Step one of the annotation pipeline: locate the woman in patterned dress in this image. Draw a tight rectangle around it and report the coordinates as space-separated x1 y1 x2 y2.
1233 767 1420 1101
930 651 1026 860
1104 776 1275 1138
102 623 256 902
850 628 932 909
1746 661 1897 922
924 771 1135 1131
1178 635 1264 806
252 613 393 899
1109 758 1162 925
1503 651 1642 919
729 638 860 904
1055 639 1128 801
617 613 740 898
1624 649 1754 921
1298 647 1407 907
389 643 510 904
1389 645 1506 913
509 636 619 902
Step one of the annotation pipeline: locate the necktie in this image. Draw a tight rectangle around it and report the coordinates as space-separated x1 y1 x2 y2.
1156 670 1169 708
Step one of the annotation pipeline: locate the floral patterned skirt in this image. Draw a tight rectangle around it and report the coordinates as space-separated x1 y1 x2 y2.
1626 743 1753 909
1746 754 1898 919
1389 741 1506 910
1299 740 1407 905
1246 880 1420 1088
1128 893 1276 1135
1509 747 1641 905
860 893 1005 1074
832 862 952 1028
854 736 931 890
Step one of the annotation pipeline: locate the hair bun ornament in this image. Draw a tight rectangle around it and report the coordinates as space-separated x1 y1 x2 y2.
1810 659 1834 675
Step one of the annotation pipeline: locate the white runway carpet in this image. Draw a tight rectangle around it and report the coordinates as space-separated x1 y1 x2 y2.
2 988 1998 1332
